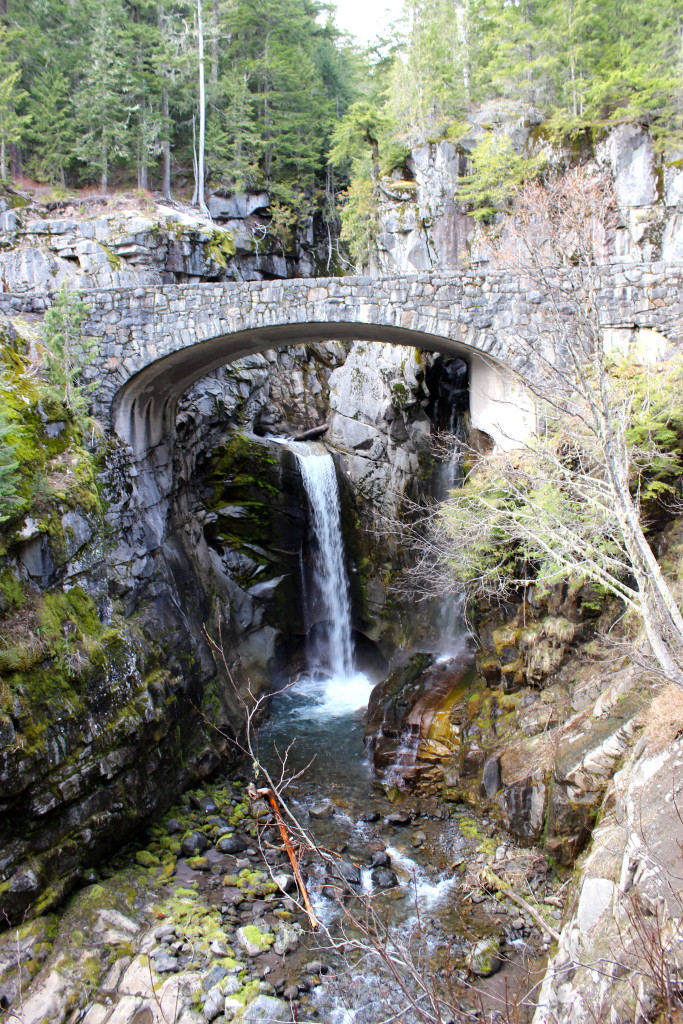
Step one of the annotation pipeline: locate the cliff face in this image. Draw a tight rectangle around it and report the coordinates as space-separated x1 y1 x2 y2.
371 117 683 275
0 189 333 310
0 187 354 922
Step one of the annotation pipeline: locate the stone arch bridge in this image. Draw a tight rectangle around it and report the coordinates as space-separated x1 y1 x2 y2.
72 262 683 453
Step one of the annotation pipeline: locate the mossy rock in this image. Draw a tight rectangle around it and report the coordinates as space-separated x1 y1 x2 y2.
237 924 274 953
186 856 210 871
135 851 160 869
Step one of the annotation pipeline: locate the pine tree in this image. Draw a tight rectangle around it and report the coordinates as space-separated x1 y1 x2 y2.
0 26 30 181
25 64 74 184
389 0 472 136
73 0 137 190
42 286 97 422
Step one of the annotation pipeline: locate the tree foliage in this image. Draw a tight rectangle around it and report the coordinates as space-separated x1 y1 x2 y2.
456 133 546 220
419 170 683 689
0 404 22 522
42 286 97 422
3 0 359 220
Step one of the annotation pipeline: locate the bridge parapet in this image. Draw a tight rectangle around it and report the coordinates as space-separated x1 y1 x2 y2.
2 263 682 451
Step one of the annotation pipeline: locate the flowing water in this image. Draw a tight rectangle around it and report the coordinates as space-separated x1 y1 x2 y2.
255 438 494 1021
292 444 355 679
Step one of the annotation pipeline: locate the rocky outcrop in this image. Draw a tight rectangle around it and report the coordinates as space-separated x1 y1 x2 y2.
327 342 433 516
372 118 683 274
0 189 330 304
534 727 683 1023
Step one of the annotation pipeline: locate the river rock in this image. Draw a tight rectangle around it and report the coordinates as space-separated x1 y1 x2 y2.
237 926 274 956
241 995 290 1022
152 954 180 974
273 922 301 955
273 872 296 893
309 800 334 819
216 834 247 854
359 811 380 823
384 811 411 827
203 986 224 1021
371 868 399 888
182 832 209 856
197 795 219 815
336 859 361 885
202 966 228 992
466 937 502 977
370 850 391 868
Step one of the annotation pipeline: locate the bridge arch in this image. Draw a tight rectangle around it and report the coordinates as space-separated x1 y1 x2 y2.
75 265 681 455
111 319 534 456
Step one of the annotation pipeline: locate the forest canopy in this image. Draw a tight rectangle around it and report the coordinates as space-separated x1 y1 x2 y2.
0 0 681 231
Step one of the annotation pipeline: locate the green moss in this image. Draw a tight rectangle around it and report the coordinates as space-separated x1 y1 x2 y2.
39 586 101 643
0 569 25 613
205 229 236 268
100 244 123 270
135 851 160 869
186 856 210 871
459 817 481 839
239 925 274 952
228 800 249 827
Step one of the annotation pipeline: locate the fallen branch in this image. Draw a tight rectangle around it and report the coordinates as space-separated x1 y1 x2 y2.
252 784 319 931
292 423 328 442
480 866 561 941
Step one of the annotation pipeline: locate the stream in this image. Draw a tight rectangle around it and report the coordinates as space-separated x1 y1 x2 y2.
0 442 550 1024
251 443 542 1022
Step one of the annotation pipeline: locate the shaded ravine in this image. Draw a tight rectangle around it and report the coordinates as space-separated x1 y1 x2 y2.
253 441 532 1022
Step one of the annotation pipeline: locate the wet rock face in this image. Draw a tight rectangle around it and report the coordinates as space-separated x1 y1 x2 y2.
0 660 232 923
0 327 347 923
365 646 475 786
326 344 469 649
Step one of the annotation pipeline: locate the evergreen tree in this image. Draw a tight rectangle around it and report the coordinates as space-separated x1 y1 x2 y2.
0 408 22 523
389 0 472 136
25 64 74 184
0 26 30 180
73 0 137 190
42 286 97 422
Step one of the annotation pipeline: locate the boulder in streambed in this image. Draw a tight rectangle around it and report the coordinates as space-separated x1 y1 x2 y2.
241 995 291 1022
384 811 411 827
237 925 275 956
371 868 399 888
182 832 209 857
216 834 247 854
466 937 502 977
335 859 361 885
309 799 334 819
359 811 380 823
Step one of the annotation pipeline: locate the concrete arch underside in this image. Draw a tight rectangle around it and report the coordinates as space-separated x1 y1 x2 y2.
112 320 534 454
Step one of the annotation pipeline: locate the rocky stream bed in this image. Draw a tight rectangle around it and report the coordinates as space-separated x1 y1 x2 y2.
0 671 567 1024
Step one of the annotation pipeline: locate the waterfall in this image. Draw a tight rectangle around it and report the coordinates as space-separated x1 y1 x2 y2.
294 446 355 679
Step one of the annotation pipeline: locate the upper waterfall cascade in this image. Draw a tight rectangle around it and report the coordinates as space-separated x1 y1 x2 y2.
294 444 355 679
